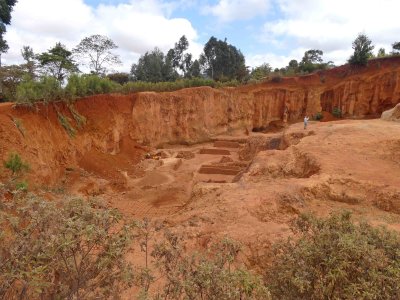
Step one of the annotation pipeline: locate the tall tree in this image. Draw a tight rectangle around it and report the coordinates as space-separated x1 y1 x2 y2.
298 49 325 73
0 0 17 65
73 34 121 75
199 37 247 81
131 47 177 82
348 33 374 66
392 42 400 54
168 35 193 77
37 42 78 83
21 45 36 78
377 48 386 57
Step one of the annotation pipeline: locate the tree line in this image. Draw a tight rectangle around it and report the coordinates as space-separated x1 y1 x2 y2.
1 0 400 102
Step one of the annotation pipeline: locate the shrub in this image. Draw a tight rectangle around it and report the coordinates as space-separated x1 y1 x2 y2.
15 180 28 191
332 107 342 118
57 112 76 138
65 74 121 100
136 229 270 300
15 76 63 105
0 196 134 299
314 112 323 121
267 211 400 299
4 152 29 177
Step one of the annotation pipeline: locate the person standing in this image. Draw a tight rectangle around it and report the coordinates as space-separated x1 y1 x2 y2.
304 115 309 129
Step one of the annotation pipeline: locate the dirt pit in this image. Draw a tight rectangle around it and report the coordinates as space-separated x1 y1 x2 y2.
62 119 400 239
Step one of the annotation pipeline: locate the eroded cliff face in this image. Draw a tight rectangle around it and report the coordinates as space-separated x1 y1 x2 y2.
0 57 400 185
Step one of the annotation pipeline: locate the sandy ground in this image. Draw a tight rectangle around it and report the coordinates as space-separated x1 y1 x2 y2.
61 119 400 251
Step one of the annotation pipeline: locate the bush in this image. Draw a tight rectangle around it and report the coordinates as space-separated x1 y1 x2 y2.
314 112 323 121
0 196 134 299
332 107 342 118
57 112 76 138
143 232 270 300
15 76 63 105
4 152 29 177
15 180 28 191
65 74 121 100
267 212 400 299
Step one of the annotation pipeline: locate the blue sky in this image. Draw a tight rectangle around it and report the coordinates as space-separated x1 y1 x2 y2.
3 0 400 72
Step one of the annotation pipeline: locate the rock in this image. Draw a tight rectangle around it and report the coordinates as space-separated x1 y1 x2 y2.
381 103 400 122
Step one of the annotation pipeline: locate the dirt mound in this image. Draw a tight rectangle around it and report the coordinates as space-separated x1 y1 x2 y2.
176 151 195 159
381 103 400 122
248 148 320 179
220 156 234 163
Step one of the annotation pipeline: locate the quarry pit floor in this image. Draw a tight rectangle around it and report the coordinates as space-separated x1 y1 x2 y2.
56 119 400 251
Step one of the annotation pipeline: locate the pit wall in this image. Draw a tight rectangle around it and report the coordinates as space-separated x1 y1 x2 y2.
0 57 399 184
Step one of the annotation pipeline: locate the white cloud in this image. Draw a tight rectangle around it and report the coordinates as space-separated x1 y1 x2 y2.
203 0 272 22
2 0 202 72
259 0 400 66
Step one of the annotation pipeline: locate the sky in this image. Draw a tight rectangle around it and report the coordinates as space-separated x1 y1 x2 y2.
2 0 400 73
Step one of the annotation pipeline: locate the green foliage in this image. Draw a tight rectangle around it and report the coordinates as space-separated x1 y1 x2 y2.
73 34 121 75
15 180 28 191
122 77 214 93
168 35 194 77
377 47 387 57
15 76 63 104
267 212 400 300
57 112 76 138
348 33 375 66
68 104 86 129
314 111 323 121
138 230 270 300
107 72 130 85
199 36 248 81
131 47 179 82
0 64 26 100
37 42 78 83
332 106 342 118
3 152 29 176
0 0 17 55
392 42 400 54
250 63 272 80
64 74 120 100
0 196 134 299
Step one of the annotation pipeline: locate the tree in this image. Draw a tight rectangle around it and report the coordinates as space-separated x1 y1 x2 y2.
377 48 386 57
21 45 37 78
348 33 374 66
187 59 201 78
131 47 178 82
168 35 193 76
37 42 78 83
4 152 29 177
268 212 400 299
392 42 400 54
288 59 298 69
0 0 17 65
199 36 247 81
73 34 121 75
299 49 324 73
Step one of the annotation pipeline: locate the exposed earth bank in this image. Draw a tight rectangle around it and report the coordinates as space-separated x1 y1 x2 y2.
0 57 400 187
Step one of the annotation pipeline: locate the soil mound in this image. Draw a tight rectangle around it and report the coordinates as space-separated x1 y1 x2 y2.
381 103 400 122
